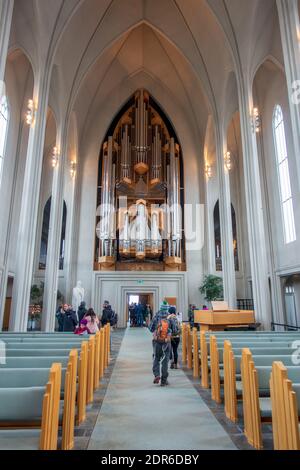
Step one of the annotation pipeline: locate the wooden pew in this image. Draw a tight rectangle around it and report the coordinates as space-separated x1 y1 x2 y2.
0 364 61 450
210 336 294 406
0 345 88 433
240 349 300 449
223 341 297 424
270 362 300 450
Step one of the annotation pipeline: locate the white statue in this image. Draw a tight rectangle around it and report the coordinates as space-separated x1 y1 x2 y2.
72 281 85 319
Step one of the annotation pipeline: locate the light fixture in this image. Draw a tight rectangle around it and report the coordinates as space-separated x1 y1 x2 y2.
70 161 76 178
26 99 35 126
205 164 212 179
251 107 261 133
224 151 232 171
51 146 59 168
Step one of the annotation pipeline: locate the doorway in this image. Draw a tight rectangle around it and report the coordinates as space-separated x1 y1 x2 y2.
3 276 14 331
126 293 154 325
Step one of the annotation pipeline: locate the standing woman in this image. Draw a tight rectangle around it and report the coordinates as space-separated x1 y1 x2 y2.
84 308 100 334
168 306 181 369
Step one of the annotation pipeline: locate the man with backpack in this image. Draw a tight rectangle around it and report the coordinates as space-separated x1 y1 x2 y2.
149 301 174 387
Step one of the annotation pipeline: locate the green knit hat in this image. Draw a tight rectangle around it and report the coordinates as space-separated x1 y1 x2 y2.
160 300 169 312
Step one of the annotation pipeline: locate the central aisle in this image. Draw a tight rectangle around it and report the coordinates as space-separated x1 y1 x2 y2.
88 328 237 450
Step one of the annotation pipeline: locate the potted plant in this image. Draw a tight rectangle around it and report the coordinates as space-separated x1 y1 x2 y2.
28 282 64 330
199 275 224 307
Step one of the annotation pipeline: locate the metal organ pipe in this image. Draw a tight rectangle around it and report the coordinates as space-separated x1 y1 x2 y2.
136 202 146 258
121 125 131 180
170 138 181 258
99 137 115 259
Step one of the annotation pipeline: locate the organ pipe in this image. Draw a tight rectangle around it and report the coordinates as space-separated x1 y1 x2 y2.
97 88 183 268
99 137 115 259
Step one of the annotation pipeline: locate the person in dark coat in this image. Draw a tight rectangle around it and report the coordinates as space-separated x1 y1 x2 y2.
101 301 113 326
77 301 87 323
136 303 144 327
62 304 78 332
56 305 65 332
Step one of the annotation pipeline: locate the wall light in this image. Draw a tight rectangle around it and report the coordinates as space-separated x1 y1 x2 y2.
251 107 261 133
224 151 232 171
205 164 212 179
70 161 76 178
51 147 59 168
26 99 36 126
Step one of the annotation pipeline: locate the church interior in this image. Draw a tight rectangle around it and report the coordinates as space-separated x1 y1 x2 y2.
1 0 300 453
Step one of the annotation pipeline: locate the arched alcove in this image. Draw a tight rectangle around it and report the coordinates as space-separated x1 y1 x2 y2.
213 200 239 272
39 197 67 271
95 88 185 272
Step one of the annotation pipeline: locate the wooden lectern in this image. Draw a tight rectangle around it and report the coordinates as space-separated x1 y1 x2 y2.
194 301 255 332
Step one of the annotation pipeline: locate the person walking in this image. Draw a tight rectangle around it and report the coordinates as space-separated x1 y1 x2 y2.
149 301 173 387
168 307 181 369
136 302 144 327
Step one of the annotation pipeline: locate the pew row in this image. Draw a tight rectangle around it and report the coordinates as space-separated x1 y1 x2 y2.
0 363 61 450
270 361 300 450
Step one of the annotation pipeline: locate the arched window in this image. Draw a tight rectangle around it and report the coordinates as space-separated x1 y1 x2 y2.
39 198 67 270
39 198 52 270
0 94 9 186
214 201 222 272
59 202 67 270
214 201 239 272
273 105 296 244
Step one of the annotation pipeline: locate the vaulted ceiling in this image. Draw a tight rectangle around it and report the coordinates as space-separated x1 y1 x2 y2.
9 0 282 149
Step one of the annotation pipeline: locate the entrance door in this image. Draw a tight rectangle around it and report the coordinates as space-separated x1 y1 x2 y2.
3 277 14 331
127 293 154 324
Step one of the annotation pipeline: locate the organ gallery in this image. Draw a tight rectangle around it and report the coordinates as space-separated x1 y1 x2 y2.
95 89 185 272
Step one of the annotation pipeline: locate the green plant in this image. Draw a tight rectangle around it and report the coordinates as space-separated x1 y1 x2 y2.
200 275 224 303
29 282 64 313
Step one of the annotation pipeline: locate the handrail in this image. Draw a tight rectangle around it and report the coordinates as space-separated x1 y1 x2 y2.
271 322 300 331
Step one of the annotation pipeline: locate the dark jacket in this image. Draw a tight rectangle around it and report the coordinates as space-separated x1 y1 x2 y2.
78 303 87 323
56 308 64 332
63 309 78 332
101 306 113 326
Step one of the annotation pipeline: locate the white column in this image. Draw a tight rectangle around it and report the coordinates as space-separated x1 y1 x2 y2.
65 167 78 304
277 0 300 190
42 126 67 332
10 67 50 331
237 78 272 327
215 124 237 308
0 0 14 98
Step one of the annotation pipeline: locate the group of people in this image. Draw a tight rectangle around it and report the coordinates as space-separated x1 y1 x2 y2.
55 300 117 335
149 301 182 387
129 302 152 327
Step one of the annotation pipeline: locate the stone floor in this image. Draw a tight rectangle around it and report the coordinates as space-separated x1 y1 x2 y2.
84 328 237 450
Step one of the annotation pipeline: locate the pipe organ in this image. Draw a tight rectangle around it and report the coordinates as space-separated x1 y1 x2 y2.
95 89 185 271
